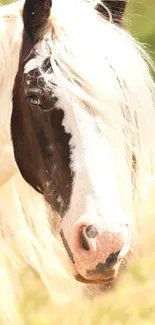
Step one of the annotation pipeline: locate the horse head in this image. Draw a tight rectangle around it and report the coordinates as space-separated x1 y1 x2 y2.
11 0 155 285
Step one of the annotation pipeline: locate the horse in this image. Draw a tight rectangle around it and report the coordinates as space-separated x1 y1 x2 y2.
1 0 155 323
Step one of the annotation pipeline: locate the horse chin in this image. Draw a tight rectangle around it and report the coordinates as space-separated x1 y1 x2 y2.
73 256 130 285
75 273 117 285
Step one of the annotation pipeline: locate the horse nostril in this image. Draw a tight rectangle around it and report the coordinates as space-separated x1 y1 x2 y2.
79 225 98 251
79 228 90 251
105 251 120 266
85 225 98 239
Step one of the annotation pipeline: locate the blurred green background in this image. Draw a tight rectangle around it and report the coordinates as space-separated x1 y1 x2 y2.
3 0 155 58
126 0 155 58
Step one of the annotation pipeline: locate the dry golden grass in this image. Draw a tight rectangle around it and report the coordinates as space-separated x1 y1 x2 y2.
18 256 155 325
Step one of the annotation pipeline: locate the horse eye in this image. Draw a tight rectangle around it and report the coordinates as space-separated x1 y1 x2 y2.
27 95 43 108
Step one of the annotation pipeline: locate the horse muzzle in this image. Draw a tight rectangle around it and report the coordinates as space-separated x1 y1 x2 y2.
60 221 131 284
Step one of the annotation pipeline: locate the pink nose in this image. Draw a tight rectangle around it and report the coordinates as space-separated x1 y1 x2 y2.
61 223 130 280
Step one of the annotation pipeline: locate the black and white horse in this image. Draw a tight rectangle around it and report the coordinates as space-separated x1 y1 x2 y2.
0 0 155 323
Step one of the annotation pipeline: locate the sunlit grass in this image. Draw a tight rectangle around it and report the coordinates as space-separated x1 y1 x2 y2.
18 256 155 325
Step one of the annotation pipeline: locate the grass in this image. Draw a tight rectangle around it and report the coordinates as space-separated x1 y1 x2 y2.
18 256 155 325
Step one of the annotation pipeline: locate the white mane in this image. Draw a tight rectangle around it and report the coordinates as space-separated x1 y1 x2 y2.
1 0 155 324
0 1 23 186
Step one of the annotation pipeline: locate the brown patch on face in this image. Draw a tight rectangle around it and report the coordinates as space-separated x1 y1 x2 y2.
11 30 73 216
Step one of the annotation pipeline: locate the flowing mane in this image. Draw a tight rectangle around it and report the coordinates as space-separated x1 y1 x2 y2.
0 0 155 324
0 3 74 324
41 0 155 194
0 1 23 185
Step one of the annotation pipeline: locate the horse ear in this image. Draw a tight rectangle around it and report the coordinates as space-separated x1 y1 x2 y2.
23 0 52 44
95 0 127 25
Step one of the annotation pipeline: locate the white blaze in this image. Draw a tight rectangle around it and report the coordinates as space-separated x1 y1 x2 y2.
59 94 128 233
